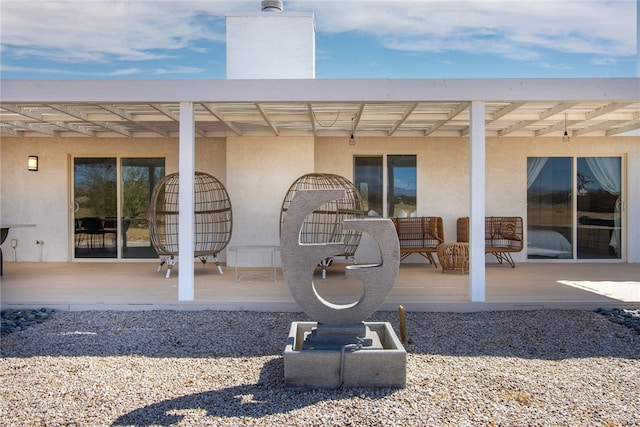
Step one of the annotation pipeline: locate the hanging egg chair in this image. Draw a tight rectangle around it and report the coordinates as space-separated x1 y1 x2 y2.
148 171 232 278
279 173 364 278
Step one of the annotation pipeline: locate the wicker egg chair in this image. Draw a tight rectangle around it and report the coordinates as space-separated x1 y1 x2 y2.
279 173 365 279
148 171 232 278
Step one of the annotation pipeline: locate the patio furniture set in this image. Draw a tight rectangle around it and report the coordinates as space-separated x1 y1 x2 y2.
392 216 524 273
146 170 522 279
74 217 117 252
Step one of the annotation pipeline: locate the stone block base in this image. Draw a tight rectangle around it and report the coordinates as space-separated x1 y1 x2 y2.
284 321 406 389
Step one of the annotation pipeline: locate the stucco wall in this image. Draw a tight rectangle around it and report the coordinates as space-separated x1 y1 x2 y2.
2 134 637 264
226 136 314 265
0 137 226 262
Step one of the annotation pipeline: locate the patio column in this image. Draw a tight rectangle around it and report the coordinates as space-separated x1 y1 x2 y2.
469 101 486 302
178 102 195 301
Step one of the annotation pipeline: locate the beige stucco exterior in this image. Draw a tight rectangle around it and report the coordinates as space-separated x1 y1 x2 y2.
1 134 638 264
1 137 224 262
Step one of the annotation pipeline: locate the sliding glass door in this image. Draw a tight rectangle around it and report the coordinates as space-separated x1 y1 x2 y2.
527 156 623 260
576 157 621 259
73 158 118 258
121 158 165 258
73 157 165 259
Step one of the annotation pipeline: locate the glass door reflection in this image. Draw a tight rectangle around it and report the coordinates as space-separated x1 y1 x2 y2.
121 158 165 258
576 157 621 259
73 158 117 258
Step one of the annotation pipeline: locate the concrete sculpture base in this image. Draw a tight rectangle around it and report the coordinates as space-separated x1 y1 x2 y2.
284 321 406 389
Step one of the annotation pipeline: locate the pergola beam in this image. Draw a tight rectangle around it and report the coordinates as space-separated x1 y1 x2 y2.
98 104 169 137
4 121 58 137
491 102 525 120
353 103 365 130
256 103 279 136
607 121 640 136
201 103 242 135
0 104 97 136
574 120 629 136
538 102 579 120
586 102 635 120
0 123 24 136
306 103 317 134
389 102 418 136
499 120 537 136
47 104 131 137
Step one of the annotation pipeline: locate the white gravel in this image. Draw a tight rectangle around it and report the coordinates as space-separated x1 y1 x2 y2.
1 310 639 426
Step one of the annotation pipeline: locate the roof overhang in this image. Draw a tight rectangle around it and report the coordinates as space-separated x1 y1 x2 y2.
1 78 638 139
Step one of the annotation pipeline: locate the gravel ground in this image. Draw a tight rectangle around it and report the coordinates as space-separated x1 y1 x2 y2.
1 310 639 427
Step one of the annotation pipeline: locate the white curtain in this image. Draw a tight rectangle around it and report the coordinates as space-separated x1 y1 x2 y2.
584 157 621 254
527 157 548 189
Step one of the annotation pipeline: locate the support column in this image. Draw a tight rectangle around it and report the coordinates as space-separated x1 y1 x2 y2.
178 102 195 301
469 101 486 302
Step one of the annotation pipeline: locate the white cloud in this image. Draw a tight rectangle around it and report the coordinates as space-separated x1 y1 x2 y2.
152 66 205 75
0 63 143 76
303 0 636 56
0 0 232 63
0 0 636 72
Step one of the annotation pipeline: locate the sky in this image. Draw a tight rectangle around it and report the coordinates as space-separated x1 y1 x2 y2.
0 0 637 80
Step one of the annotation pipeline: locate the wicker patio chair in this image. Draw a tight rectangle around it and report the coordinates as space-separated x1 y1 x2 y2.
391 216 444 267
456 216 523 267
149 172 232 278
279 173 365 279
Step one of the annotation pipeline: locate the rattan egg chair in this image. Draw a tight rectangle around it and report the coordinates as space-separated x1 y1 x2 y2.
279 173 365 278
149 171 232 278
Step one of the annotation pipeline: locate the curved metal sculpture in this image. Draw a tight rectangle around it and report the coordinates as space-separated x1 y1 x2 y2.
280 173 364 278
148 172 232 278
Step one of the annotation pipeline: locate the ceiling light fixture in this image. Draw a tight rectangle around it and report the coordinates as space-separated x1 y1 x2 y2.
349 116 356 145
562 113 570 142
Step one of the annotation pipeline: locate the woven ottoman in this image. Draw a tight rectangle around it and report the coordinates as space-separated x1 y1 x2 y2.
436 242 469 274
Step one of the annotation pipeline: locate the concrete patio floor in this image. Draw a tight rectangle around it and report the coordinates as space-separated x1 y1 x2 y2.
0 261 638 312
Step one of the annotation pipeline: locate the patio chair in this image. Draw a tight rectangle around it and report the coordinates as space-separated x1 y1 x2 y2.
279 173 365 279
74 218 87 249
81 217 106 251
391 216 444 267
102 218 118 248
456 216 523 267
148 172 233 278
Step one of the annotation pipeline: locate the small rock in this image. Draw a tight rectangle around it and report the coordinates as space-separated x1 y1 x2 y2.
1 308 57 336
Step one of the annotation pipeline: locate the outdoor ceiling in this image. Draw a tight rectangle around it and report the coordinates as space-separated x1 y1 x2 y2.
2 100 639 139
1 79 638 139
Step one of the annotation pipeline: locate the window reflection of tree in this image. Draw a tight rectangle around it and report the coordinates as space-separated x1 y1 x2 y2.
74 160 116 219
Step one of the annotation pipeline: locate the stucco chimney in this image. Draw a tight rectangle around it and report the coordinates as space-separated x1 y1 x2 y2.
226 1 315 79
